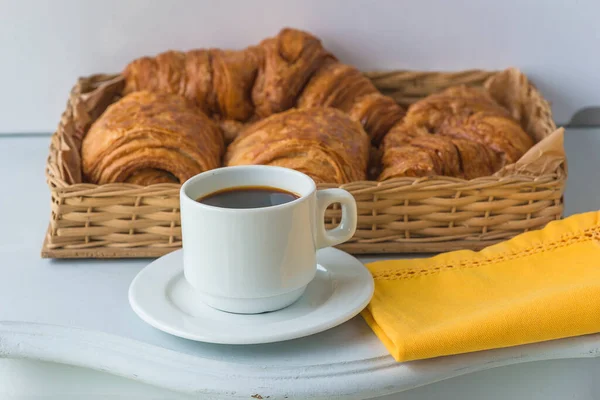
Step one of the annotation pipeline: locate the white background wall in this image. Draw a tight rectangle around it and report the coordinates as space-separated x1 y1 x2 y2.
1 0 599 133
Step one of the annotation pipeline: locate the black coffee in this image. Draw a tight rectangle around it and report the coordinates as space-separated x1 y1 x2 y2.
197 186 300 209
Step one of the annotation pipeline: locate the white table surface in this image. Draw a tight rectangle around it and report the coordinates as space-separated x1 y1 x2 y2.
0 129 599 399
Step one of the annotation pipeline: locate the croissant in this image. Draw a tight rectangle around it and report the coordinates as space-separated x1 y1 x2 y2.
296 60 377 111
403 86 507 129
178 49 212 114
123 29 328 121
123 51 186 105
296 61 405 145
379 131 500 180
211 47 262 120
122 28 402 145
380 86 532 180
82 91 224 184
252 29 331 118
439 111 533 164
225 108 369 184
124 48 261 122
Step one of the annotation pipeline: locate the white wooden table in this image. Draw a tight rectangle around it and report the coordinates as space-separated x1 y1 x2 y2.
0 129 599 399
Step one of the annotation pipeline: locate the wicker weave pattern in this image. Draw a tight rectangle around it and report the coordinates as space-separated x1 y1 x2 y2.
43 69 565 258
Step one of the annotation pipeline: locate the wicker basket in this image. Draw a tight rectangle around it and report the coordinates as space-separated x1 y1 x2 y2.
42 68 566 258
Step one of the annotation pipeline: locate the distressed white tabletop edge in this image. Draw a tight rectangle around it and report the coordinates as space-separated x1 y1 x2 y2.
1 322 599 399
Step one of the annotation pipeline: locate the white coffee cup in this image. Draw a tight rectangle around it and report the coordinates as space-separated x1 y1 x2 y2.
179 165 358 314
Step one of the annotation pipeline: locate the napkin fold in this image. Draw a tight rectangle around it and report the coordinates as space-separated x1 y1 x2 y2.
361 211 600 362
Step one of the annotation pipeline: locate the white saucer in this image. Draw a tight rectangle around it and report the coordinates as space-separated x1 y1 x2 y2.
128 247 374 344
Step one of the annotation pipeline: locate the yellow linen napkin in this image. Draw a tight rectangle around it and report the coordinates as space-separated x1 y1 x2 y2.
361 211 600 362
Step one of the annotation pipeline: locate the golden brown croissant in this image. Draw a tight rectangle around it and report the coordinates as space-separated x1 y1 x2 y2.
182 49 214 114
211 47 261 120
225 108 369 184
82 91 224 184
123 28 328 122
124 51 185 103
296 60 377 111
124 48 260 121
423 87 533 163
379 132 500 180
252 29 331 118
296 61 405 145
122 28 402 145
439 111 533 164
403 86 508 129
380 86 532 180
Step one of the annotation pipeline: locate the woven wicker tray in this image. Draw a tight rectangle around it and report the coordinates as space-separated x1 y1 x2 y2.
42 68 566 258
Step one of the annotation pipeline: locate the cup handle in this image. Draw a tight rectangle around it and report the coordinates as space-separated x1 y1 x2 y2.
316 189 358 249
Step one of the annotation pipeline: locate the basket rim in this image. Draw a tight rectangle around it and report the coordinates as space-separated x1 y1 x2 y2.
47 168 566 196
